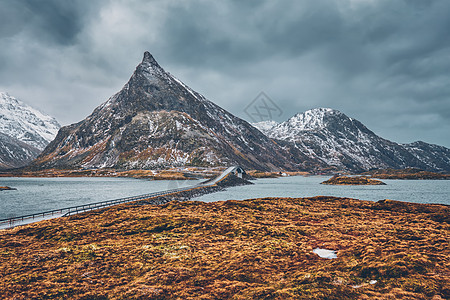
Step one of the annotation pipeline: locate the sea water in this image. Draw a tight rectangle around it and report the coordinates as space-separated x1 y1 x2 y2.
0 176 448 219
0 177 198 219
195 176 450 205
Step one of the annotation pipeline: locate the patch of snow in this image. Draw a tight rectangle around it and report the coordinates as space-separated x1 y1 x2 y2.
251 120 278 135
313 248 337 259
351 280 377 289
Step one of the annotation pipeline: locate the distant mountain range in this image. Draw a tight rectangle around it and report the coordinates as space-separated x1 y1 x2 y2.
3 53 449 173
0 92 60 169
253 108 450 172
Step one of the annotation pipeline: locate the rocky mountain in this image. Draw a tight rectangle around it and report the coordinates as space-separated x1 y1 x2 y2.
253 108 450 173
0 92 61 169
402 141 450 172
0 92 60 150
30 52 304 171
0 132 41 169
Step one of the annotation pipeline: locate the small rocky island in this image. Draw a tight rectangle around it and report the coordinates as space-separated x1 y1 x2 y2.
0 186 16 191
321 175 386 185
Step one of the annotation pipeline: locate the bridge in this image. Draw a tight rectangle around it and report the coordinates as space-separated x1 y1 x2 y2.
0 166 244 230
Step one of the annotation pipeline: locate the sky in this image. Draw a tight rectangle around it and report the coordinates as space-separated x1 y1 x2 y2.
0 0 449 148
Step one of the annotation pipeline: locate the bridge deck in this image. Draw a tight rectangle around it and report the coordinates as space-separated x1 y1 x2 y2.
0 166 240 230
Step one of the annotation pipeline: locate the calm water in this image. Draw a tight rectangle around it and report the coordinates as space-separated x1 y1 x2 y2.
0 176 448 219
0 177 199 219
195 176 450 205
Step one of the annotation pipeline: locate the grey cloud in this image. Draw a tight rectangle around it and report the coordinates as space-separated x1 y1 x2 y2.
0 0 449 148
21 0 83 45
0 0 105 45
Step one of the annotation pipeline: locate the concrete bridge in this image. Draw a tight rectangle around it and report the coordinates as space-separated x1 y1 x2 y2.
0 166 245 230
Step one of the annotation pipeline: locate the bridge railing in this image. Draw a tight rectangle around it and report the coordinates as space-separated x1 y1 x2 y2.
0 185 192 229
0 166 238 229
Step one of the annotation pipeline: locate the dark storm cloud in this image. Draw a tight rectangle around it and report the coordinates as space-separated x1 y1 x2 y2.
0 0 449 147
0 0 103 44
19 0 82 45
160 1 345 68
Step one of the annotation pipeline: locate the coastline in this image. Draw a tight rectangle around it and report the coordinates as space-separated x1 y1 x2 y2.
0 168 222 181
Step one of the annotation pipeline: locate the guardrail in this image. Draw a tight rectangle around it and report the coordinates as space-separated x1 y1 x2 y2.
0 185 195 229
0 165 240 230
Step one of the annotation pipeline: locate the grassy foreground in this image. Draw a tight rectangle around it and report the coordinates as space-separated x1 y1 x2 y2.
0 196 448 299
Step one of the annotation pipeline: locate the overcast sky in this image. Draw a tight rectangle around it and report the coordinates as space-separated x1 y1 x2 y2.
0 0 449 147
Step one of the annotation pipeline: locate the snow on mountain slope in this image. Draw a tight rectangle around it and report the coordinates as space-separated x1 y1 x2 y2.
30 52 301 171
402 141 450 172
251 120 278 136
255 108 450 172
0 92 61 150
0 132 41 169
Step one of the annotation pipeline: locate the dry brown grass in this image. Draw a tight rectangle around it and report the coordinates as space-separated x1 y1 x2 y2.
0 197 448 299
362 168 450 180
0 186 15 190
247 171 310 179
321 175 386 185
247 170 282 178
0 169 199 181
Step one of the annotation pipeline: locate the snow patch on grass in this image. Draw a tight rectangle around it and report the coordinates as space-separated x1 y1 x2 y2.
313 248 337 259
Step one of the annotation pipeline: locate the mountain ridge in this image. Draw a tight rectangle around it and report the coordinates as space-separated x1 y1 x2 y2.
253 108 450 172
0 92 61 169
0 92 60 150
23 52 450 173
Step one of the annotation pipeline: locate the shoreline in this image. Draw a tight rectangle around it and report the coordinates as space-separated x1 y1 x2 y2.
2 167 448 180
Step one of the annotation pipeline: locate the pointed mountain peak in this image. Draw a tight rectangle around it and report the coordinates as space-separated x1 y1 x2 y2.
132 51 168 80
141 51 160 67
105 49 217 115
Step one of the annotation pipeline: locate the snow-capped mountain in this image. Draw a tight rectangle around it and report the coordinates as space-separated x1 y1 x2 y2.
0 92 61 169
0 92 61 150
0 132 41 169
253 108 450 172
30 52 300 171
251 120 278 136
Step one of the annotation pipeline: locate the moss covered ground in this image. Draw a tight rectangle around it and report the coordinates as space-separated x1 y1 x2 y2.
0 196 448 299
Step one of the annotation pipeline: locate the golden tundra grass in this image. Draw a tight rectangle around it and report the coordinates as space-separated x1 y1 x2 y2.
0 196 448 299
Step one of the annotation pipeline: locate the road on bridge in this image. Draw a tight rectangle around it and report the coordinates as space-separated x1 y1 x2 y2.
0 166 242 230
